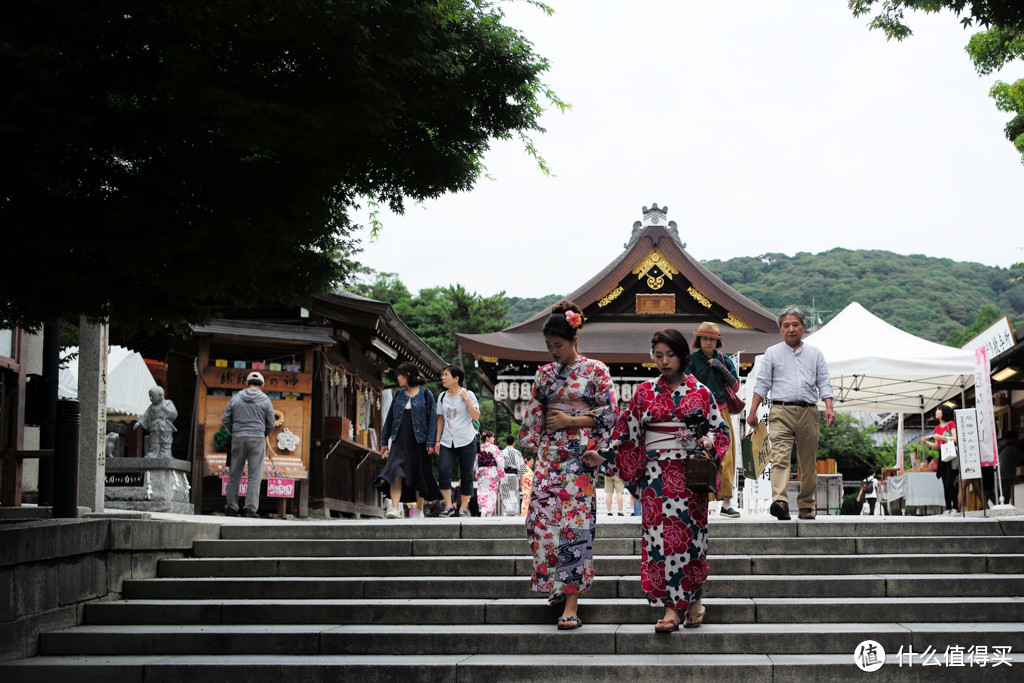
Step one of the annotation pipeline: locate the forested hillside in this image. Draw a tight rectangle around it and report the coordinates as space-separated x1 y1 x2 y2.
505 294 562 324
506 249 1024 342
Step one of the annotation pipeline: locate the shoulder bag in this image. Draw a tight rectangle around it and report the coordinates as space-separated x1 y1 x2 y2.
716 352 745 414
723 384 745 414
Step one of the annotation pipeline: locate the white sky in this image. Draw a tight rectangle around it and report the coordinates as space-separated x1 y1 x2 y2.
351 0 1024 299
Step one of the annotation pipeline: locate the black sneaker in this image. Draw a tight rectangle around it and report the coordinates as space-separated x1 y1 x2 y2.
224 508 238 517
769 500 791 521
240 508 257 518
720 507 741 518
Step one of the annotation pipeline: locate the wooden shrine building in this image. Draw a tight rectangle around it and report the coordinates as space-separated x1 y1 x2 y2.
457 204 780 420
121 290 445 518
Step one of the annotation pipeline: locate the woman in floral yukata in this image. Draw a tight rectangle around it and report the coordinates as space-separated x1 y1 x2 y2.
474 430 505 516
519 300 616 630
584 328 730 632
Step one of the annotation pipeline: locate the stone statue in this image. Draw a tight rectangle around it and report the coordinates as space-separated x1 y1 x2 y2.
135 386 178 458
105 431 120 458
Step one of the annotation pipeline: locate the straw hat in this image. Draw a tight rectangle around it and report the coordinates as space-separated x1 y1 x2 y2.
692 321 722 348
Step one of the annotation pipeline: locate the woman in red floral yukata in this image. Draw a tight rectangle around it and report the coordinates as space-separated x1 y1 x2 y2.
519 300 616 630
584 329 730 632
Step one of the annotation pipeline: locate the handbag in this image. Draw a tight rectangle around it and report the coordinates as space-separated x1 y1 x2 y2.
685 447 719 494
940 440 957 463
723 384 745 414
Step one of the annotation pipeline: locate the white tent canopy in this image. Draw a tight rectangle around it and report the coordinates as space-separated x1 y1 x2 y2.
59 345 158 417
748 302 976 413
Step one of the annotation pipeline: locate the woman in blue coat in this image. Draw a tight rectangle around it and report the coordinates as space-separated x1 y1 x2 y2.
376 362 441 518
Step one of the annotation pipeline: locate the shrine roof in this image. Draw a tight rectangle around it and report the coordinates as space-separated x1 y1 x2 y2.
459 205 779 364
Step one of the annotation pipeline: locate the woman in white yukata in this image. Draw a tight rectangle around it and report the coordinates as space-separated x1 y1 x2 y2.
584 329 730 632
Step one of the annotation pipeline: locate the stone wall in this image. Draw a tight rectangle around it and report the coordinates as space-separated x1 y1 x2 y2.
0 516 220 660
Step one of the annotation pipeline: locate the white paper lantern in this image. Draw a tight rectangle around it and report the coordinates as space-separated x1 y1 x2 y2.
495 382 509 401
509 382 520 400
621 383 632 402
520 382 532 400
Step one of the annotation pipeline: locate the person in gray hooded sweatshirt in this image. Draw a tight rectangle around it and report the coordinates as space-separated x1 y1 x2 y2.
222 371 277 517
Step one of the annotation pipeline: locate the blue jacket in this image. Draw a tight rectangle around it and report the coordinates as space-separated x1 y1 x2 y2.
381 387 437 446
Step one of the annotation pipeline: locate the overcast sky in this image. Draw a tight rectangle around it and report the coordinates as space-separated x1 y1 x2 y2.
351 0 1024 300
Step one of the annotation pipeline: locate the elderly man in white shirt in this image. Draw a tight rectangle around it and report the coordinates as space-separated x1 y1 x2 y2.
746 306 834 521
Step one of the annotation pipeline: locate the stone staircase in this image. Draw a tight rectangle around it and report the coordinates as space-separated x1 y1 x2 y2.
3 516 1024 681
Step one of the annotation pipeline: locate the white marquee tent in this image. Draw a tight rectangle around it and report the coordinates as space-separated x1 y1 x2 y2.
748 302 977 414
58 345 158 417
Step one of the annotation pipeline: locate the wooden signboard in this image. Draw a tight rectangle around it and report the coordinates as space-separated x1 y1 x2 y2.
202 367 312 394
636 294 676 315
203 395 309 479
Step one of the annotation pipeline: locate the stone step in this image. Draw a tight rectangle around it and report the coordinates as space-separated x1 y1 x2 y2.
212 517 1019 540
37 622 1024 657
121 574 1024 601
4 652 1023 683
83 596 1024 626
190 534 1024 558
157 553 1014 578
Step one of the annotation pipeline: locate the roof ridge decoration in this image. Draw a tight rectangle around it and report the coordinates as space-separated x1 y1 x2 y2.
625 203 681 248
632 247 679 291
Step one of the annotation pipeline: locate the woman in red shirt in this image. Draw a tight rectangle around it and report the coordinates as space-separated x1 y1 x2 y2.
923 405 958 513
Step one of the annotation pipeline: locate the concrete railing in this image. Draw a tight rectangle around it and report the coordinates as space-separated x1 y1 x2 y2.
0 516 220 660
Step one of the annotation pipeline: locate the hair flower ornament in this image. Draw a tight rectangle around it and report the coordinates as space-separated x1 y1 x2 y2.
565 310 583 329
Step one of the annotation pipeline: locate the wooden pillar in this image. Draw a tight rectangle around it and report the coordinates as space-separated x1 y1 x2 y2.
191 340 209 513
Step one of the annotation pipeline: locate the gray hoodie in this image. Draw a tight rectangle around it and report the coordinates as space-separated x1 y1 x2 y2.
222 387 276 438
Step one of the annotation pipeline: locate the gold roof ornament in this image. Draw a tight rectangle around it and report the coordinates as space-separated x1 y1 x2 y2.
724 312 756 329
687 286 713 309
633 247 679 291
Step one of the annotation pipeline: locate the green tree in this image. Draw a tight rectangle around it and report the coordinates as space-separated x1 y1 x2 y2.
1 0 561 331
850 1 1024 162
349 271 412 306
815 412 880 479
942 303 1003 346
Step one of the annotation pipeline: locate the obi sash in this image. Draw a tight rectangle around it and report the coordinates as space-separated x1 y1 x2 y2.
547 400 591 415
544 399 592 436
644 422 696 451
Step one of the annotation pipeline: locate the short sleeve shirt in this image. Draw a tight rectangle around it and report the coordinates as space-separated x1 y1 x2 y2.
436 389 479 449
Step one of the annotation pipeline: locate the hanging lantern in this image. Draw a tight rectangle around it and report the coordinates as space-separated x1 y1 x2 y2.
621 383 633 403
495 382 509 401
509 382 520 400
520 382 532 400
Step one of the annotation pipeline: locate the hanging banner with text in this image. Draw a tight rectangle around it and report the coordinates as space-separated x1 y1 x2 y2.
973 346 998 466
954 408 982 481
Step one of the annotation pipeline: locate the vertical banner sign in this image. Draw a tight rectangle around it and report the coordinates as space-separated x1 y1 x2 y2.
973 347 998 466
954 409 982 481
896 413 904 471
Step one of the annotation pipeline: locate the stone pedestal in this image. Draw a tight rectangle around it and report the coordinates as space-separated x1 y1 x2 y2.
104 457 192 514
